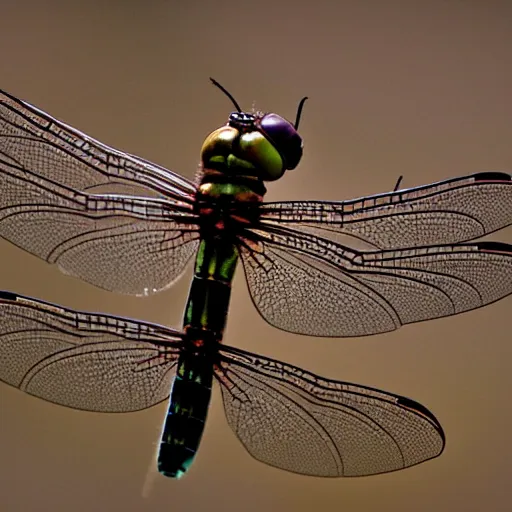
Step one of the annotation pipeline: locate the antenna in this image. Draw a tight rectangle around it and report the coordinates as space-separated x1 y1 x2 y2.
294 96 308 129
209 78 242 112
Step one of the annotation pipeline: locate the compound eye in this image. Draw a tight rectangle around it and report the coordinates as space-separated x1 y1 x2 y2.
260 113 303 170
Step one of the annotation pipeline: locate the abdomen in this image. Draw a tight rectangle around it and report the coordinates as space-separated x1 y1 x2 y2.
157 238 238 478
158 348 214 478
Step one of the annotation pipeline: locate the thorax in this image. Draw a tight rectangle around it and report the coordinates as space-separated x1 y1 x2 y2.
194 169 266 236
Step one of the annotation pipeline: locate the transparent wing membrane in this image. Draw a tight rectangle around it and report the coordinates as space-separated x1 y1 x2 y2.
0 291 180 412
0 89 200 294
259 173 512 248
0 89 196 198
218 346 444 477
241 228 512 336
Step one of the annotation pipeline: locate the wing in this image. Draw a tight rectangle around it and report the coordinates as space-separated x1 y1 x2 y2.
217 346 444 477
240 227 512 337
259 173 512 248
0 88 200 295
0 291 181 412
0 88 197 198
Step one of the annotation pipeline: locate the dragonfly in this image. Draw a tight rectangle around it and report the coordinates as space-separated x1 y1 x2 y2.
0 79 511 478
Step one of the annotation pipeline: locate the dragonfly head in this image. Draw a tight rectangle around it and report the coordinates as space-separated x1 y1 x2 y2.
201 79 306 181
200 111 303 181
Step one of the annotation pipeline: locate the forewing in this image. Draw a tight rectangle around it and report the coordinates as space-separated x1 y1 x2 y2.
240 228 512 336
259 173 512 248
0 291 181 412
0 88 196 198
0 88 200 294
217 346 444 477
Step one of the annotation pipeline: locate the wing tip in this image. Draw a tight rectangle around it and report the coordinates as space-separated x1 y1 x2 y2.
397 395 446 446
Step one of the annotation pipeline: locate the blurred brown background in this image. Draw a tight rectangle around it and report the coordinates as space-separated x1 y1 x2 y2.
1 1 511 511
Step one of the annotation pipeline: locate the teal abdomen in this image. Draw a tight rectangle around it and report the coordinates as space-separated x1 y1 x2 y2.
157 238 238 478
157 349 214 478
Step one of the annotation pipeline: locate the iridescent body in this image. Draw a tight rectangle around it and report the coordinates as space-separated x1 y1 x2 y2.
159 110 303 477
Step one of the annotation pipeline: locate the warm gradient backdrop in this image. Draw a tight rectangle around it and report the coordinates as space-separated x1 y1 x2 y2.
1 1 511 511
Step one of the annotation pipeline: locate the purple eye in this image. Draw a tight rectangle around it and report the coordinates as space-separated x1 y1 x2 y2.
259 114 303 170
